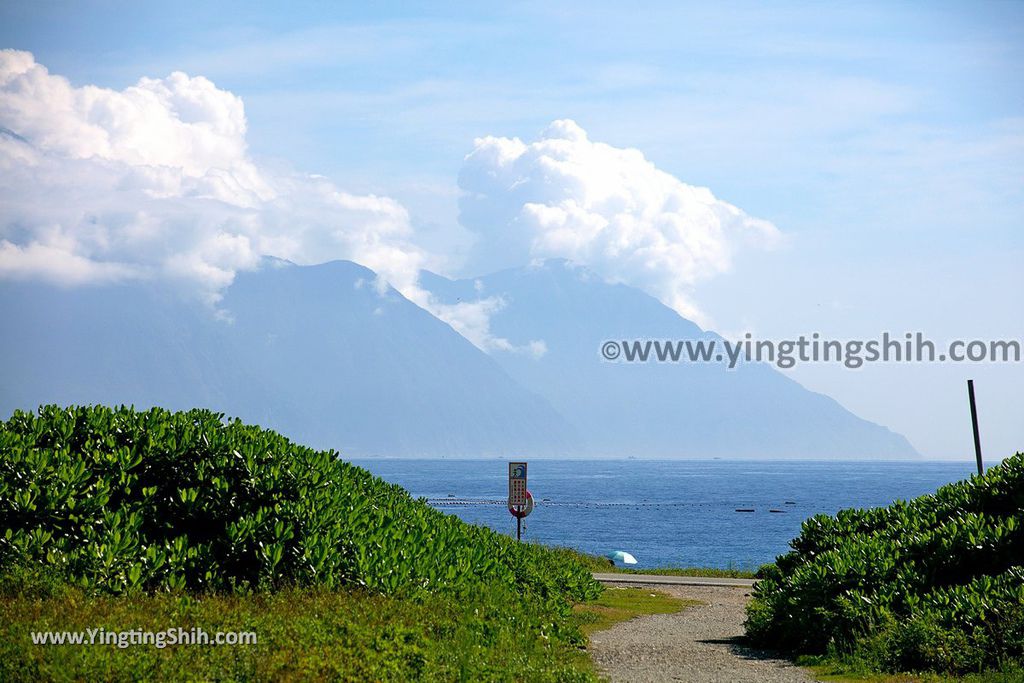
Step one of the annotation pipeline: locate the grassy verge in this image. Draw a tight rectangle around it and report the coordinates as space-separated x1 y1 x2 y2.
573 586 695 637
1 582 693 682
1 583 597 682
798 655 1024 683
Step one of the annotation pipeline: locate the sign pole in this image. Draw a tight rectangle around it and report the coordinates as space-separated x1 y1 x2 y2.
517 515 521 541
968 379 984 475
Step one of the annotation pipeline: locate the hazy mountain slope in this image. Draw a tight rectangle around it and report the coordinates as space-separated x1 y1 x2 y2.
421 260 917 458
217 259 579 455
0 283 239 413
0 259 578 456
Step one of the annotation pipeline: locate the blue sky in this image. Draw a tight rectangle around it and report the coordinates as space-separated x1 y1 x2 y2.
1 1 1021 458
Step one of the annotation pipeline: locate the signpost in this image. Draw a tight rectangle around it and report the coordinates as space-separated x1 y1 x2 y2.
508 461 530 540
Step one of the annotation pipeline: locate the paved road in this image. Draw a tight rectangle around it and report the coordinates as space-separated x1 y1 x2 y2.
593 573 756 588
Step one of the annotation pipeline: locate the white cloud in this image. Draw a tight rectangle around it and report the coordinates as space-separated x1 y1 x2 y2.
423 295 546 357
0 49 424 304
0 49 542 354
458 119 781 323
0 52 781 353
0 239 139 285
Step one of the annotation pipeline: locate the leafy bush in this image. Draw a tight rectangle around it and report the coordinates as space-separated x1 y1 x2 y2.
0 405 600 605
746 452 1024 675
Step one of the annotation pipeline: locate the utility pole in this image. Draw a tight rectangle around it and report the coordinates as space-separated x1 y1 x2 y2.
967 379 984 476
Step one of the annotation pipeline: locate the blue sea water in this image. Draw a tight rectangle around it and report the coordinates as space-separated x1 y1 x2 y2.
351 459 980 570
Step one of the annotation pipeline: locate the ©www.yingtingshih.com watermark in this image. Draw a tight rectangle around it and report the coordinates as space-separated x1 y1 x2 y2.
31 627 257 649
600 333 1023 370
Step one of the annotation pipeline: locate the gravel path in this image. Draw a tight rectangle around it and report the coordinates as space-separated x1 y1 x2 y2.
589 583 815 683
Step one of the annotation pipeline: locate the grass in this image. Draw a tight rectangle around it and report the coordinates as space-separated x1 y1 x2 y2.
0 545 698 682
0 583 600 682
799 655 1024 683
0 578 694 682
573 586 696 637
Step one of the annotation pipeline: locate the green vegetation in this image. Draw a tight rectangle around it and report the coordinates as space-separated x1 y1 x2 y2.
746 452 1024 678
573 586 694 637
799 653 1024 682
0 405 599 599
0 405 605 681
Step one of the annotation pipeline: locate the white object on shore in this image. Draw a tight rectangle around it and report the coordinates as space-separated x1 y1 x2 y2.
608 550 638 566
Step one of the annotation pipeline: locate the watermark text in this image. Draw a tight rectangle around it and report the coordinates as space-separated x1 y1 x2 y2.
31 627 257 649
600 333 1022 369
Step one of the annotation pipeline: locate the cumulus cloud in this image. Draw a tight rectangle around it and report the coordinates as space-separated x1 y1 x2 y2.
0 52 779 353
0 49 424 304
0 50 544 354
458 119 781 323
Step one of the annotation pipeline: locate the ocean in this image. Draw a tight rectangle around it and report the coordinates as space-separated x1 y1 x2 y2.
351 459 980 570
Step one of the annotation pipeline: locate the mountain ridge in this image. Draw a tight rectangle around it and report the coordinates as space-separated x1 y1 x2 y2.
0 257 917 458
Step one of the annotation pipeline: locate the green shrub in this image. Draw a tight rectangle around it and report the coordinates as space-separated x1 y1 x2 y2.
746 452 1024 676
0 405 600 605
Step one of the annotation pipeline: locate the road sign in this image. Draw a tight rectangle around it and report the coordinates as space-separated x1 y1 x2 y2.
508 461 528 506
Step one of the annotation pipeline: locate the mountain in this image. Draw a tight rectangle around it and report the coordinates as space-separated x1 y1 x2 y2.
0 258 917 458
0 259 578 457
420 259 918 458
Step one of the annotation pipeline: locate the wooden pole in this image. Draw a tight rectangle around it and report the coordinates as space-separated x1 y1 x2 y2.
968 379 983 475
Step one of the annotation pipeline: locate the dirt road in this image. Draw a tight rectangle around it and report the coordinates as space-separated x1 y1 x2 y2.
589 582 814 682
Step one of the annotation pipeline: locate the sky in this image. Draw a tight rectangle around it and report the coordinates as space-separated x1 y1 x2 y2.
1 1 1021 459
